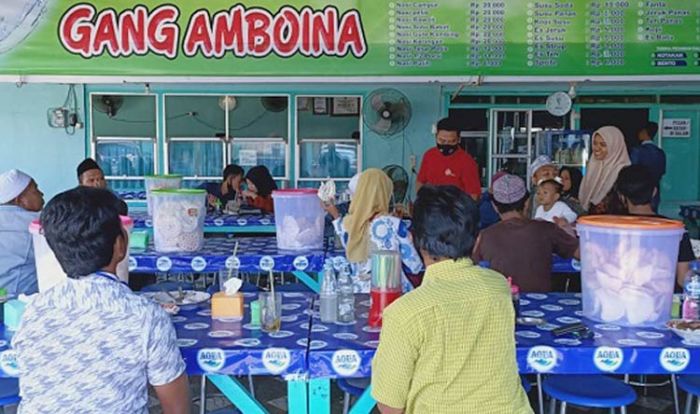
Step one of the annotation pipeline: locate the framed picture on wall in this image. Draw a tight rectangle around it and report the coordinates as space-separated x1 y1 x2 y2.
298 97 311 111
331 97 360 116
313 97 328 114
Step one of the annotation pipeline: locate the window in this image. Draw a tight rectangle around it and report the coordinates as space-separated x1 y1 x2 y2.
296 96 362 189
165 95 290 187
90 94 157 199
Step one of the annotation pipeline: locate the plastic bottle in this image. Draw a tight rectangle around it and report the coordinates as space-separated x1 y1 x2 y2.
337 265 355 323
682 262 700 320
319 262 338 323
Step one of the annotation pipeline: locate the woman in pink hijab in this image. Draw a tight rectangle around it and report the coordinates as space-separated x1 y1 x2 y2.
579 126 631 214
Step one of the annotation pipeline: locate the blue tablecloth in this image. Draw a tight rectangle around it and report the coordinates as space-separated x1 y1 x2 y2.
177 291 313 377
306 293 700 379
130 211 275 230
680 205 700 220
0 292 315 378
129 237 326 274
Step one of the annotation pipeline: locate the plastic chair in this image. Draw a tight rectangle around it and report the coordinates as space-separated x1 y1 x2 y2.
676 375 700 414
542 375 636 414
0 378 20 407
140 281 194 293
337 378 370 414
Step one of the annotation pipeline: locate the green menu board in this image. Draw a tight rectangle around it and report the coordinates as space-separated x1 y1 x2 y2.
0 0 699 76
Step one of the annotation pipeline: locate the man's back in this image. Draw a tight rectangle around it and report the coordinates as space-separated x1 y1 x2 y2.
0 205 38 295
372 259 532 414
630 142 666 183
473 218 578 292
13 275 185 414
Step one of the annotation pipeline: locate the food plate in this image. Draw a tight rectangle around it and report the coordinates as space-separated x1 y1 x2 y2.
142 290 211 309
667 319 700 344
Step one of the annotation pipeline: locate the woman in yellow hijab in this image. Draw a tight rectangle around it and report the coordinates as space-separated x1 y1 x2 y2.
328 168 423 293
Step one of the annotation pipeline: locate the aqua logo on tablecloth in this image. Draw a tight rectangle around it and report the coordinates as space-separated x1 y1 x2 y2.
527 346 557 373
128 256 137 272
214 218 225 227
191 256 207 272
660 347 690 372
156 256 173 272
293 256 309 271
571 259 581 271
225 256 241 270
237 218 248 226
145 219 153 228
332 349 361 376
263 347 291 374
260 256 275 271
594 346 624 372
0 350 18 377
197 348 226 372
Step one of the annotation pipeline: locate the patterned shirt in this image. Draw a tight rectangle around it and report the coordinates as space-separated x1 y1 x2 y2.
333 215 423 293
372 259 532 414
13 273 185 414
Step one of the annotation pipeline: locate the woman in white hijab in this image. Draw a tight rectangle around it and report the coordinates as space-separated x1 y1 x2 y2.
579 126 631 214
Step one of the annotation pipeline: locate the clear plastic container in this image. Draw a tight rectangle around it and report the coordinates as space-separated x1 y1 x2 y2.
145 175 182 216
30 215 133 290
272 189 325 251
151 189 206 253
578 215 684 327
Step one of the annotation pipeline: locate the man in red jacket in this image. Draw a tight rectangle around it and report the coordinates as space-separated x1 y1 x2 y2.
416 117 481 201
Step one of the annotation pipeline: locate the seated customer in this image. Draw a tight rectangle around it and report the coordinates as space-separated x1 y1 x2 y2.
0 169 44 296
534 178 578 224
473 174 579 292
615 165 695 287
77 158 128 215
199 164 244 210
242 165 277 214
326 169 422 293
13 187 190 413
372 185 532 414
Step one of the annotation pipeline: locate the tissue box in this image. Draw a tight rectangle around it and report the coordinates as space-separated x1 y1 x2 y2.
4 300 26 331
212 292 244 320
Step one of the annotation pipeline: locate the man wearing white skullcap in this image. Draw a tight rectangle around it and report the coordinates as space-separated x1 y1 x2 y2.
0 169 44 295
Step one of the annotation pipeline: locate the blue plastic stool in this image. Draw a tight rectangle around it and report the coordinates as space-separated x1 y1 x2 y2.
337 378 369 414
677 375 700 414
0 378 20 406
543 375 636 413
141 281 194 293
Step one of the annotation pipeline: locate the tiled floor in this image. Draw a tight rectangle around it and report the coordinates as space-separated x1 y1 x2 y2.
147 375 688 413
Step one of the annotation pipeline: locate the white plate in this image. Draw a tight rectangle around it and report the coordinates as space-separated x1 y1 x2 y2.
142 290 211 307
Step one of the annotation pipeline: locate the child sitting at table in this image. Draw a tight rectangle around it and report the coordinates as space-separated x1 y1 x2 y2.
534 178 578 224
242 165 277 214
324 168 423 293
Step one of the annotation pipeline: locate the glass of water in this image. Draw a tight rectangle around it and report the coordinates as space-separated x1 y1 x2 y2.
259 292 282 333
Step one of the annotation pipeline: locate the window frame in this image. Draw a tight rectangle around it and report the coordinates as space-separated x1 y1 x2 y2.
294 95 363 187
163 93 291 184
89 92 159 195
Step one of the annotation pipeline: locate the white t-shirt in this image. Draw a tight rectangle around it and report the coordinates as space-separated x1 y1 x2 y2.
535 201 578 224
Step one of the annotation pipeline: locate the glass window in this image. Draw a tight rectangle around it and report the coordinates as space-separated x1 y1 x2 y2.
165 95 225 138
230 96 288 139
95 140 155 195
231 141 286 178
296 96 362 184
299 142 358 179
168 140 224 178
91 94 157 138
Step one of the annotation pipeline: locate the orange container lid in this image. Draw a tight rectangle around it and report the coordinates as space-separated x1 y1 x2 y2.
577 215 684 230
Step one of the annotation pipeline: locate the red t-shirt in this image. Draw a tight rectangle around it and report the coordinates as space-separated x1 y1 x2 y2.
417 147 481 197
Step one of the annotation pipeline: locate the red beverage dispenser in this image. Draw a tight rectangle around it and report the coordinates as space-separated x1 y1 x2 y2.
368 250 403 328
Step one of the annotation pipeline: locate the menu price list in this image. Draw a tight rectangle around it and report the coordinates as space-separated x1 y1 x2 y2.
388 2 458 68
466 1 507 68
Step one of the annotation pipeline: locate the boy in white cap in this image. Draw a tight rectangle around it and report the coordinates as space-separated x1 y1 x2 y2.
0 169 45 295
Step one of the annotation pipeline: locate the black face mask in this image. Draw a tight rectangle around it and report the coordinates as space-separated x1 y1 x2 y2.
437 144 459 156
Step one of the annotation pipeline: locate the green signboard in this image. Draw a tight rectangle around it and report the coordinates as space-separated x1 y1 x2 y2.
1 0 700 76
